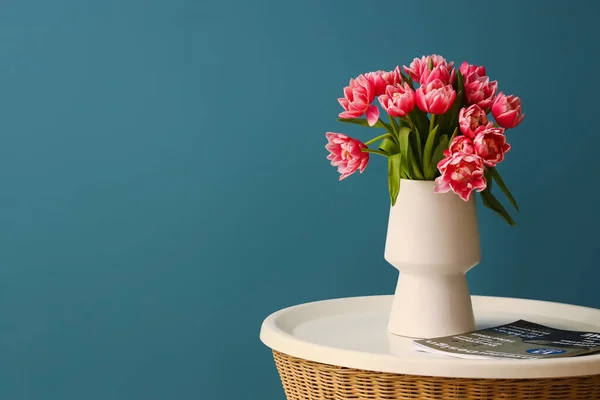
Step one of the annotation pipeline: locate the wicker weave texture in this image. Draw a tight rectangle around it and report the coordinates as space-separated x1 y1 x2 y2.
273 351 600 400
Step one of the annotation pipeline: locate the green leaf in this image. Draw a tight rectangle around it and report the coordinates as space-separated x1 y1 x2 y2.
484 167 493 191
398 127 411 165
388 153 402 206
338 118 385 129
379 138 399 155
398 128 412 178
398 127 424 180
430 135 449 178
489 167 519 211
428 58 433 70
409 147 424 180
480 189 516 226
400 152 410 179
409 125 423 167
409 108 430 144
402 116 423 168
449 126 459 143
422 125 440 180
398 130 410 179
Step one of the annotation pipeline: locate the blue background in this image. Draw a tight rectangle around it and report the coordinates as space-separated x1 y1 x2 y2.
0 0 598 398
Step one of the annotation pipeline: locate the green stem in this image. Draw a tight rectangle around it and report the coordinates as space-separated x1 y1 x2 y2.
378 118 393 133
429 114 436 133
361 148 388 157
389 114 399 134
405 115 417 132
365 133 393 146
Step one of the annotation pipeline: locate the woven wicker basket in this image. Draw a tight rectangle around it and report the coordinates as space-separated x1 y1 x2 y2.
273 351 600 400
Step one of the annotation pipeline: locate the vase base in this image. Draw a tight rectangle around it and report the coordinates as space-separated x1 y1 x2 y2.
387 272 476 339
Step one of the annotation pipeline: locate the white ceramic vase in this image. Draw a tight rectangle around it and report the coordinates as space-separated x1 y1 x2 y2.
384 179 480 339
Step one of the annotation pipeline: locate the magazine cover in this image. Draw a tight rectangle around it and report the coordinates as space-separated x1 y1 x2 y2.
413 320 600 360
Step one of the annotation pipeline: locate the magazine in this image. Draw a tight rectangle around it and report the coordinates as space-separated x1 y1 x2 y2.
413 320 600 360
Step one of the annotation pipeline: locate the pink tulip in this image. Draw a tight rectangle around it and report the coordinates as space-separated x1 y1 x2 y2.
403 54 454 84
378 82 416 117
459 62 486 82
473 127 511 167
383 66 403 86
338 74 380 126
492 92 525 129
415 79 456 115
325 133 369 181
445 135 474 156
365 67 402 96
364 71 388 97
434 153 487 201
459 105 489 138
429 54 454 69
420 64 454 86
381 66 402 85
464 75 498 110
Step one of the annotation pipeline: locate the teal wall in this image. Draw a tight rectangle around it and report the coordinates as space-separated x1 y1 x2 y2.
0 0 598 398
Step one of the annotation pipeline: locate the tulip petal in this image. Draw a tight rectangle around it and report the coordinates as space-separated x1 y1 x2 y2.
434 176 451 193
415 87 428 112
366 105 380 126
339 110 362 119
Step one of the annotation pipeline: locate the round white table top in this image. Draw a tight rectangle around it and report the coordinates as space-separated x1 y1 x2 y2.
259 295 600 379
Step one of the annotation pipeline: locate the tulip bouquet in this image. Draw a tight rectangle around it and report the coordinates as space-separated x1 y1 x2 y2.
325 54 524 225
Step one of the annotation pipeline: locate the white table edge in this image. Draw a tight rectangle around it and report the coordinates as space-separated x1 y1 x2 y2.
260 295 600 379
